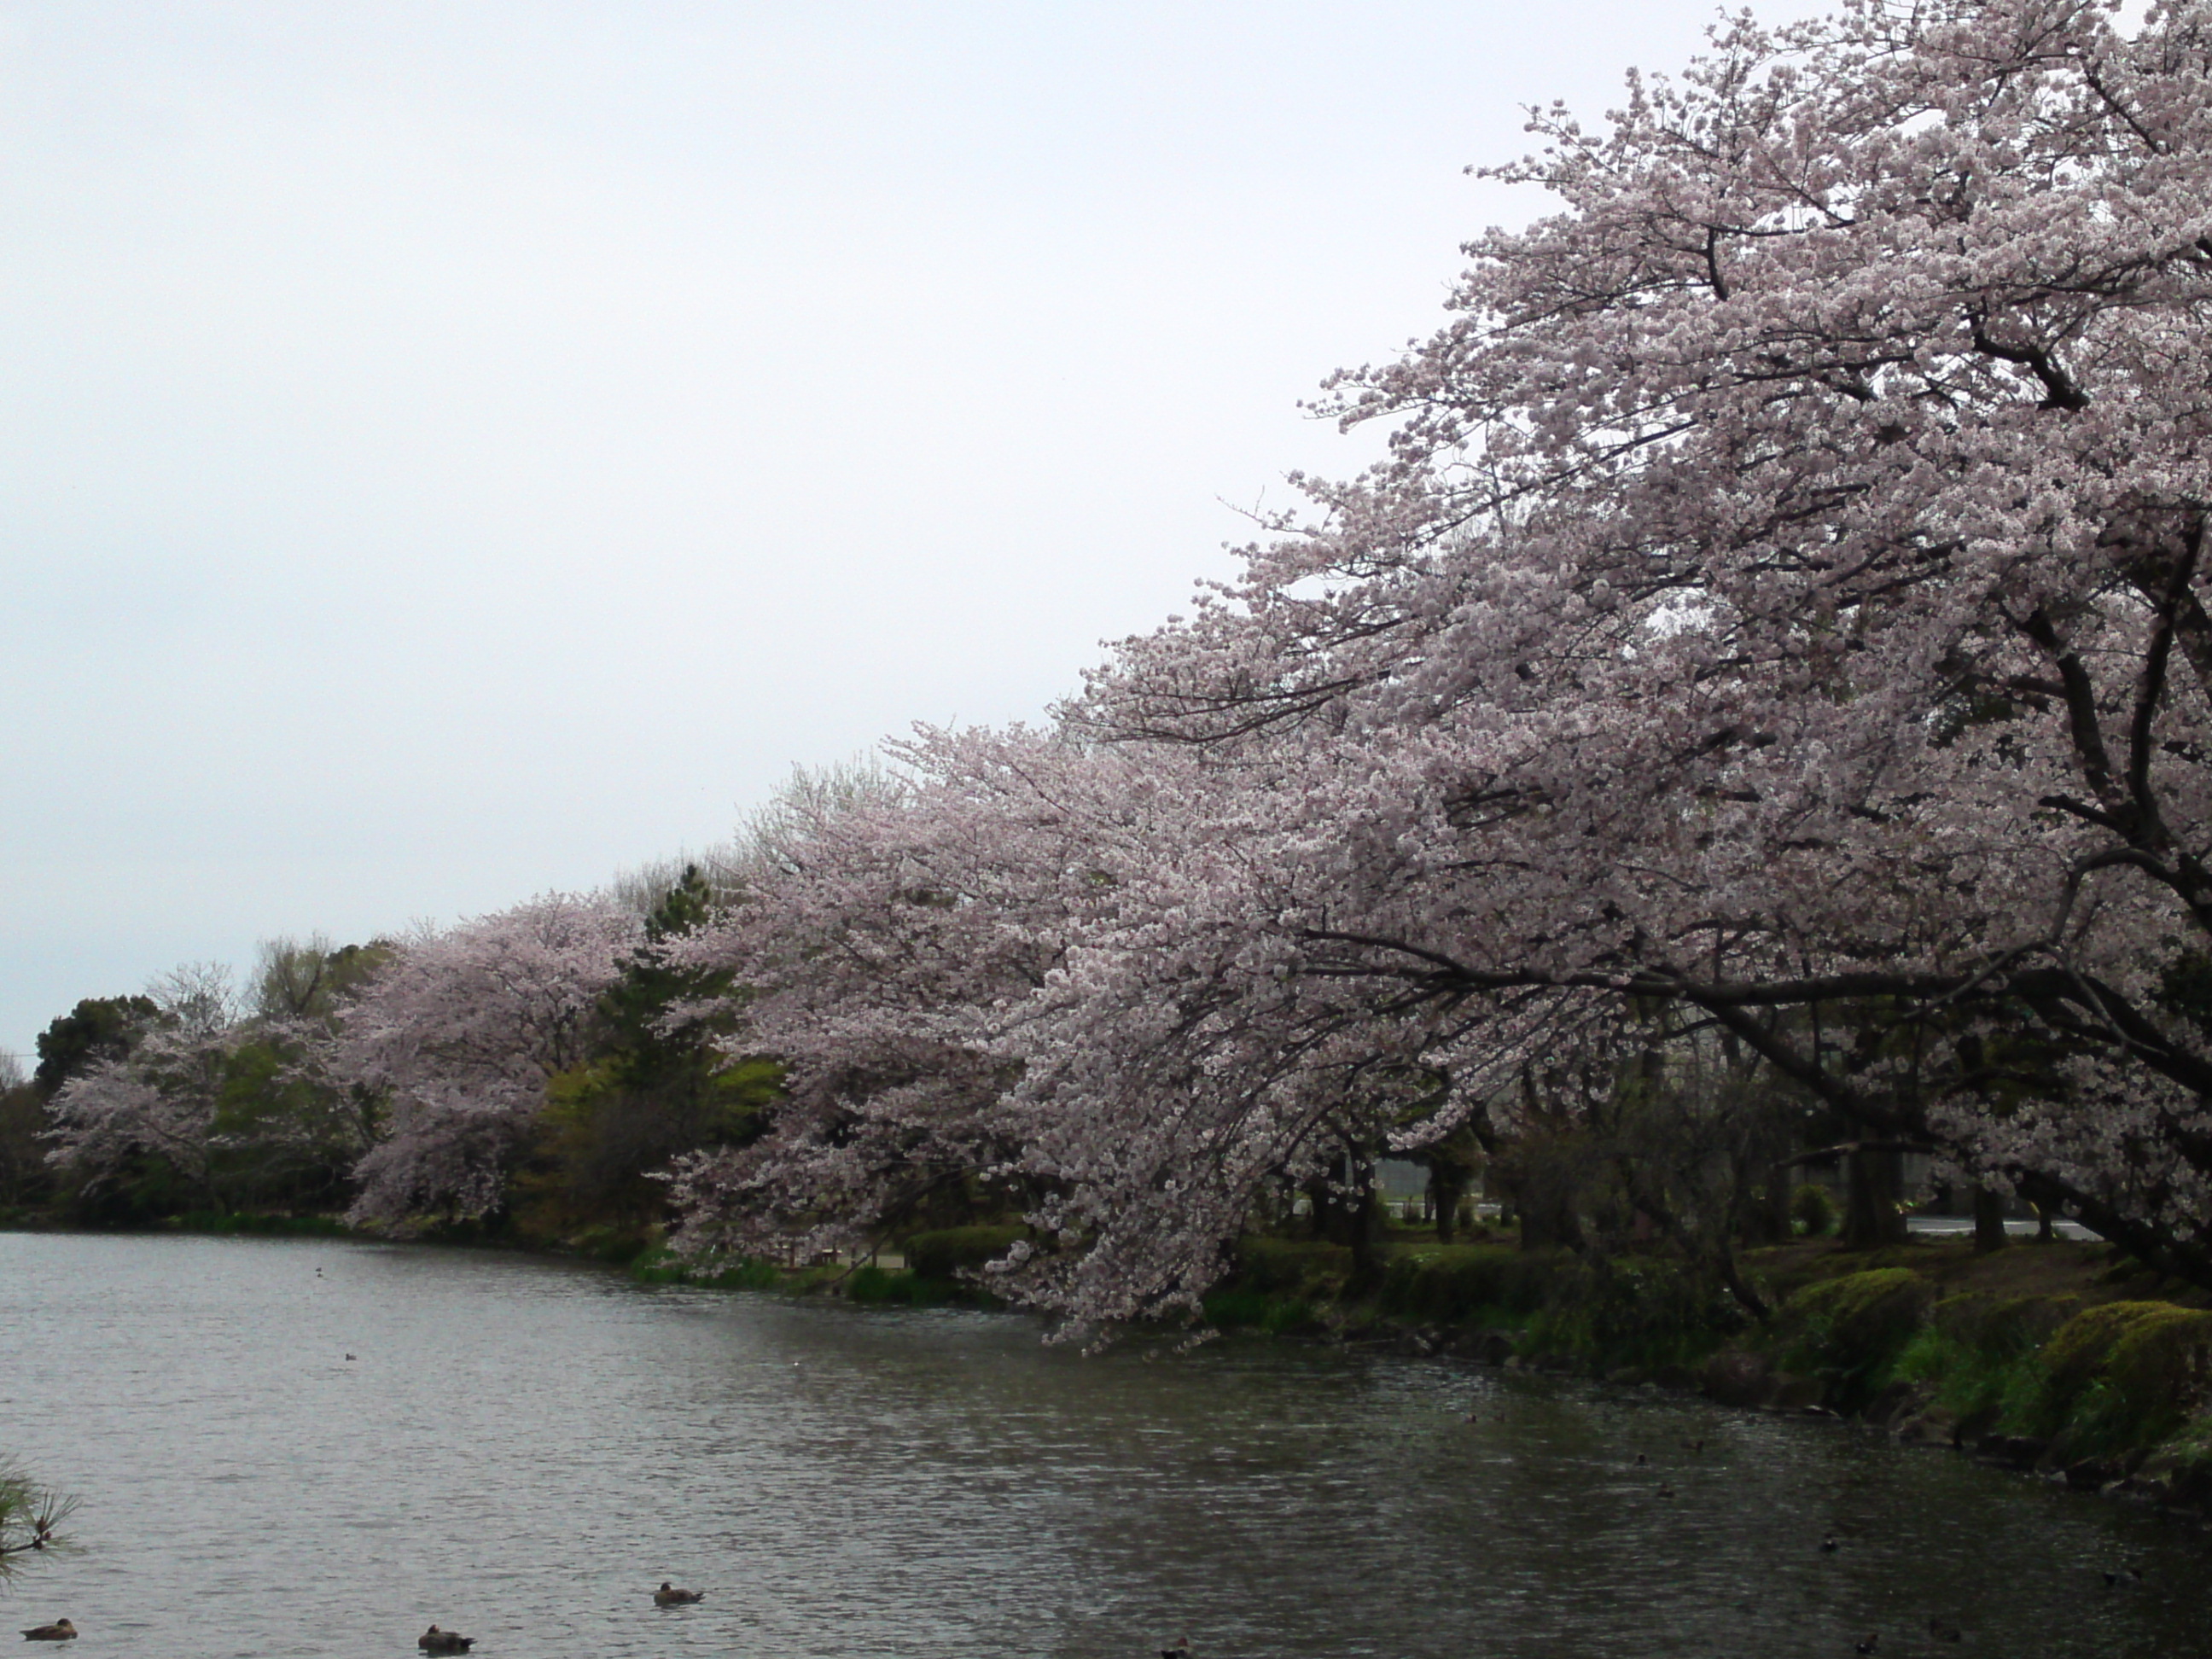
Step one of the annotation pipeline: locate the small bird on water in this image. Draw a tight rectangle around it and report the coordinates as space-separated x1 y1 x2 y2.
1819 1534 1840 1552
19 1621 75 1642
1160 1637 1191 1659
1854 1636 1879 1656
418 1626 474 1653
1927 1616 1963 1643
655 1582 705 1606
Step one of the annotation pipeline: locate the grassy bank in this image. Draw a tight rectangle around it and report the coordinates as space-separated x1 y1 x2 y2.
1206 1229 2212 1514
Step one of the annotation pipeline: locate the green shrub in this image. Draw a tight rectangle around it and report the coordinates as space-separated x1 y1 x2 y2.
1791 1183 1836 1237
2028 1301 2212 1455
846 1265 952 1306
1202 1289 1274 1328
1376 1244 1549 1324
1889 1293 2077 1430
1231 1237 1352 1297
1781 1268 1934 1408
1203 1286 1320 1333
903 1225 1026 1282
1521 1258 1745 1371
168 1210 352 1237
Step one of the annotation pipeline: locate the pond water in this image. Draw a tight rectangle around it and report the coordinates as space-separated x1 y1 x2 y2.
0 1231 2204 1658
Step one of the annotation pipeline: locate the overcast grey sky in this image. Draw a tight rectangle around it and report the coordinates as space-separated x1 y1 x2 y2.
1 0 1826 1062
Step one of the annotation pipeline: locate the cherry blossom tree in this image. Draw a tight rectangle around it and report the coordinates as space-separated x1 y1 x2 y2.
667 0 2212 1324
44 964 243 1211
331 894 639 1224
661 736 1129 1262
1063 0 2212 1286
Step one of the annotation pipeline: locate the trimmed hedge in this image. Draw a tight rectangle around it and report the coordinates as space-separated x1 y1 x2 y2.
1781 1269 1935 1409
2029 1301 2212 1456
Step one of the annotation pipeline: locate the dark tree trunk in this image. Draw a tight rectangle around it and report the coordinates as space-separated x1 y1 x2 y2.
1348 1182 1388 1291
1304 1175 1335 1242
1842 1145 1907 1249
1428 1165 1472 1244
1971 1184 2009 1254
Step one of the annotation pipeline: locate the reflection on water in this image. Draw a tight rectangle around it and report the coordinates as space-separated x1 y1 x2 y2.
0 1232 2203 1658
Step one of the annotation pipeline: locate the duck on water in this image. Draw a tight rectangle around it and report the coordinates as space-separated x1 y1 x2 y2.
19 1622 74 1643
418 1626 475 1653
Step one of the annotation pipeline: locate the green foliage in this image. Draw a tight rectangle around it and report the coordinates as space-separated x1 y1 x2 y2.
847 1264 957 1306
1200 1287 1318 1333
1779 1268 1935 1409
1890 1294 2077 1431
33 996 157 1095
166 1210 353 1237
903 1225 1026 1282
517 866 775 1240
2026 1301 2212 1456
0 1081 51 1207
1231 1237 1352 1297
1524 1257 1748 1371
1790 1182 1835 1237
208 1039 364 1210
1376 1244 1551 1325
253 936 393 1022
0 1459 78 1580
629 1246 783 1289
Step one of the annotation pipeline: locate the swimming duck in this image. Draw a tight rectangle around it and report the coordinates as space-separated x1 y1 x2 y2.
1927 1616 1962 1643
1854 1636 1879 1656
1819 1534 1840 1552
418 1625 475 1652
654 1583 704 1606
19 1621 75 1642
1160 1637 1190 1659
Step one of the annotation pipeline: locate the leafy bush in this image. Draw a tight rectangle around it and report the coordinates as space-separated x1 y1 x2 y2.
846 1264 954 1306
1376 1244 1551 1324
1524 1258 1747 1371
1791 1183 1836 1237
1780 1269 1935 1408
2028 1301 2212 1456
1231 1237 1352 1296
903 1225 1026 1282
1890 1293 2079 1430
1199 1287 1319 1333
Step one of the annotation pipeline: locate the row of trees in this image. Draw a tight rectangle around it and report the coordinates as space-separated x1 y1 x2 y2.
20 0 2212 1338
12 887 772 1240
663 0 2212 1329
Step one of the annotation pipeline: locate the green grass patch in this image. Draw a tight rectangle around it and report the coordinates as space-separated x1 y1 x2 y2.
166 1210 353 1237
629 1246 783 1290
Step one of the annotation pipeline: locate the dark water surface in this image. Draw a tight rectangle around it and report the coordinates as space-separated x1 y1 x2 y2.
0 1232 2206 1659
